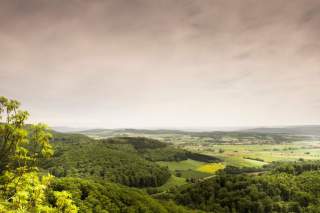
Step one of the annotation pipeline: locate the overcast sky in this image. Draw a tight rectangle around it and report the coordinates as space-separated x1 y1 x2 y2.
1 0 320 129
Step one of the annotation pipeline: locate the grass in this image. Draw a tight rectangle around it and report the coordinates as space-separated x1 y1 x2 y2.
157 159 205 171
243 158 268 167
191 140 320 168
157 159 224 182
156 159 223 188
196 163 225 174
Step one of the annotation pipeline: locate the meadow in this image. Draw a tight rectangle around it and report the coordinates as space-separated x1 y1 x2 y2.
185 140 320 167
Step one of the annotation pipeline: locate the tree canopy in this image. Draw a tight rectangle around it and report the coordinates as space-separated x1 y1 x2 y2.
0 96 77 212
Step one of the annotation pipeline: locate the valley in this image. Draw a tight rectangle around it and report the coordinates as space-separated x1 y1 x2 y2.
74 128 320 196
79 128 320 171
2 97 320 212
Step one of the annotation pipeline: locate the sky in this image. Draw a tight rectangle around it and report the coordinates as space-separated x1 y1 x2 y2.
0 0 320 129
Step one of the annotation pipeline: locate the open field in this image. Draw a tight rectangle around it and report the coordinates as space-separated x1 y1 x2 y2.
157 159 213 179
157 159 225 181
196 162 225 173
157 159 204 171
183 140 320 167
151 139 320 192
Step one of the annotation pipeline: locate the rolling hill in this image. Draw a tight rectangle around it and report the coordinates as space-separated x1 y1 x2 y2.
244 125 320 136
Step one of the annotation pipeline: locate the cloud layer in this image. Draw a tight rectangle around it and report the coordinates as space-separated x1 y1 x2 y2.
1 0 319 128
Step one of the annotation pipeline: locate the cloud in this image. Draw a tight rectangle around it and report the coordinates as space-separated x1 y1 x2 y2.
0 0 319 128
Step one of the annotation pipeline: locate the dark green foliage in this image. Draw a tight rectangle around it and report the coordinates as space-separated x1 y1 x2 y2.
104 136 189 162
104 136 167 150
142 147 190 161
185 152 221 163
51 131 94 144
222 165 266 175
43 135 171 187
141 147 222 163
174 161 320 213
103 136 221 163
51 177 198 213
272 160 320 175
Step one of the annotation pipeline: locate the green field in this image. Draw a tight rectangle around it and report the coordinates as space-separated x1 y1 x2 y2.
151 139 320 192
157 159 205 171
157 159 225 181
156 139 320 169
186 141 320 168
196 163 225 173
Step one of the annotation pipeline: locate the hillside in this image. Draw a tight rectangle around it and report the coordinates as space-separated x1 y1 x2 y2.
51 177 198 213
43 134 171 187
103 137 222 162
42 132 220 188
173 161 320 213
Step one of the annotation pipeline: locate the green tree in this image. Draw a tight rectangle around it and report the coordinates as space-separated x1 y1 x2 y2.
0 96 78 212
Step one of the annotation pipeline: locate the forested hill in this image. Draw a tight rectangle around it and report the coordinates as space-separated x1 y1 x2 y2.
51 177 199 213
43 132 220 188
43 133 171 187
103 136 222 162
173 161 320 213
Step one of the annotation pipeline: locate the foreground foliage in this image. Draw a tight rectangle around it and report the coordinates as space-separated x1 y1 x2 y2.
0 96 77 212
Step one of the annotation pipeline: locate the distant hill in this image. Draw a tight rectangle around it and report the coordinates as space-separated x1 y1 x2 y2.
244 125 320 136
79 128 186 136
51 126 91 132
78 128 302 144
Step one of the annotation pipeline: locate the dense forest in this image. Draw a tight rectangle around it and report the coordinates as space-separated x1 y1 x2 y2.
43 136 171 187
174 161 320 213
50 177 198 213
